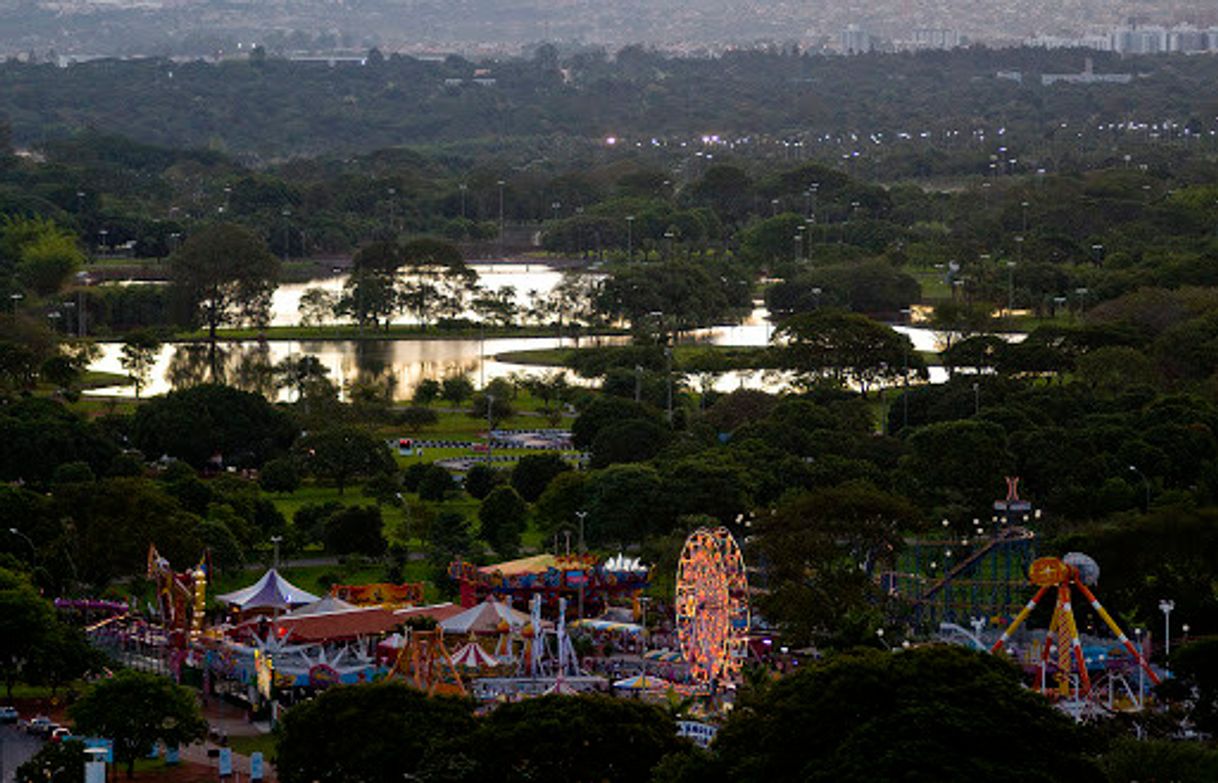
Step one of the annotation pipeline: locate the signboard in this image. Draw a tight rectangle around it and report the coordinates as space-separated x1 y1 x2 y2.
331 582 424 608
81 738 114 764
251 751 265 781
85 760 105 783
218 748 233 777
676 721 719 749
308 663 340 690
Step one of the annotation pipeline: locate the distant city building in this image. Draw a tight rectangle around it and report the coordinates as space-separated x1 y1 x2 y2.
996 70 1024 84
910 28 960 50
1042 57 1133 86
1027 24 1218 55
840 25 872 55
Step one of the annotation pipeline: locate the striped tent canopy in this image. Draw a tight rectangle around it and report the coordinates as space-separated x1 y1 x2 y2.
612 674 674 691
451 642 500 669
643 649 683 663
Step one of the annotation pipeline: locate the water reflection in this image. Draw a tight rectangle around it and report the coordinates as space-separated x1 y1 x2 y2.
88 264 1016 400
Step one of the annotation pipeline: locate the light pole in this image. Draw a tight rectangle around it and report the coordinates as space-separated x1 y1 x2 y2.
7 527 36 561
1129 465 1151 511
1159 599 1175 661
270 535 282 569
281 208 292 263
634 364 643 403
575 510 587 553
9 292 22 315
486 393 495 463
1006 258 1017 316
459 183 467 219
626 215 634 260
664 346 673 424
575 508 588 619
900 308 911 431
809 182 819 223
497 179 506 259
1135 628 1145 706
972 382 980 415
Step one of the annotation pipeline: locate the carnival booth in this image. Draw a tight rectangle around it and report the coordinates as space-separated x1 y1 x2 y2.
448 553 650 615
216 569 320 617
439 599 539 636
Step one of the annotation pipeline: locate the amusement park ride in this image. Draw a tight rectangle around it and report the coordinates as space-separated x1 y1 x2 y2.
675 527 751 687
990 552 1160 706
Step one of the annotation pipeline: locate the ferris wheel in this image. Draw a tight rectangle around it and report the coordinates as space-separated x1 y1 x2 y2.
675 527 750 685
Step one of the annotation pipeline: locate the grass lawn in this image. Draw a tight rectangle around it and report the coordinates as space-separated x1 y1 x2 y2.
227 733 276 759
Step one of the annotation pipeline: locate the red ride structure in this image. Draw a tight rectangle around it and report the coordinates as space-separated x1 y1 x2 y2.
991 553 1159 699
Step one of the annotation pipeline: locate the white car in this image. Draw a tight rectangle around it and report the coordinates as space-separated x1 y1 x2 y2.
26 716 52 735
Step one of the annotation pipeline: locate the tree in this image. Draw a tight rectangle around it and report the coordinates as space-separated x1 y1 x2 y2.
396 406 438 432
775 309 921 395
119 329 161 399
299 426 395 494
428 510 473 568
899 419 1012 510
510 453 570 502
71 670 207 778
478 486 527 557
199 516 246 572
413 378 441 405
460 696 683 782
754 483 918 646
695 646 1103 783
131 384 296 469
298 286 337 327
27 621 99 696
0 568 54 699
534 471 587 540
324 505 387 556
260 456 301 493
17 230 85 297
469 391 514 429
583 464 671 546
275 355 330 402
418 464 456 501
590 418 671 468
572 395 660 449
275 682 475 783
169 223 280 378
16 740 86 783
441 375 475 405
463 463 504 500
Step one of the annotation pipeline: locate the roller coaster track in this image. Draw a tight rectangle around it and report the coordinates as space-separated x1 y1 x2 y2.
914 526 1035 605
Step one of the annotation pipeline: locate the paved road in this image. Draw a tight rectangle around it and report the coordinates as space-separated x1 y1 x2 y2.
0 726 42 783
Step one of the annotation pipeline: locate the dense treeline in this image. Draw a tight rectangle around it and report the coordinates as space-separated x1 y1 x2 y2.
4 47 1218 160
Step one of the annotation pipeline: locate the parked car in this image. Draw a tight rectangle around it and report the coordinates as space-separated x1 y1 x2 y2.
26 716 52 736
50 726 72 743
0 706 18 723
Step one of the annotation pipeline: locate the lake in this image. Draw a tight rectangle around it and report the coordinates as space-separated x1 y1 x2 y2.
87 263 995 399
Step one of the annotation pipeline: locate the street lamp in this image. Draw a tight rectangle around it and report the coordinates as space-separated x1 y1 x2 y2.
1128 465 1151 511
497 180 506 257
485 393 496 463
664 346 673 423
9 292 22 315
1159 599 1175 661
625 215 634 260
459 183 468 219
574 510 587 553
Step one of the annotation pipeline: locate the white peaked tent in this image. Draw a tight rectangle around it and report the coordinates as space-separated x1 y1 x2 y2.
451 642 500 669
216 569 320 612
439 600 538 635
286 595 356 617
